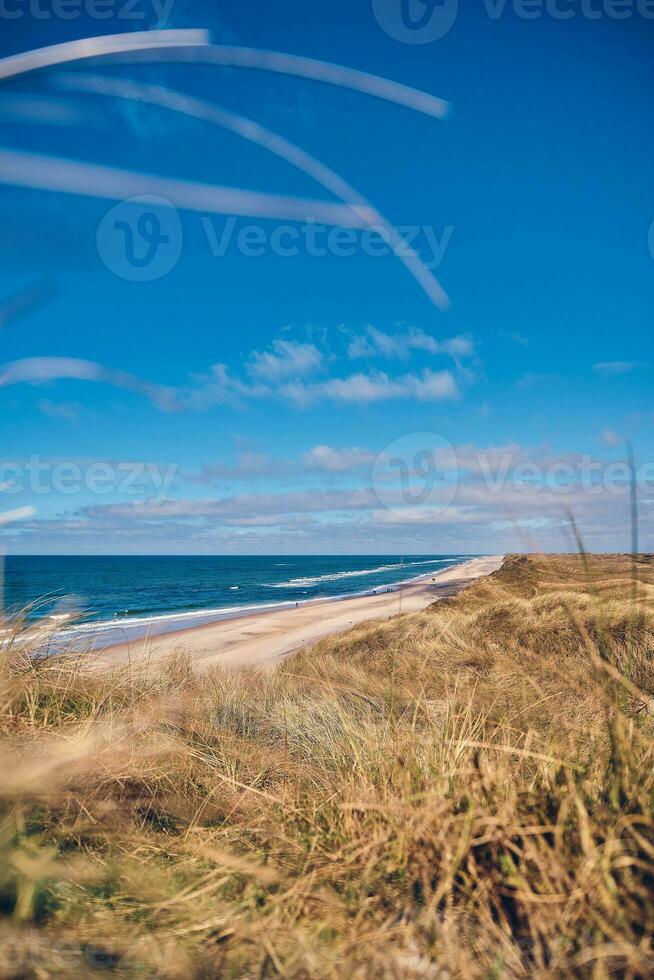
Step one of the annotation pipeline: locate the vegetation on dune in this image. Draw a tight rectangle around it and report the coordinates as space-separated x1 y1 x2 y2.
1 554 654 977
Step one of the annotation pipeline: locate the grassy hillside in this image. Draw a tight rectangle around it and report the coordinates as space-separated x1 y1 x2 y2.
1 554 654 977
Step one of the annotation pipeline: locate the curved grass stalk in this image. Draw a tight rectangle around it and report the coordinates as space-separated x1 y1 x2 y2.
131 44 450 120
0 33 448 122
54 73 450 309
0 147 367 229
0 29 210 82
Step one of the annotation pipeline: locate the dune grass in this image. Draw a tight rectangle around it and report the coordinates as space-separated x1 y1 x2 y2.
1 554 654 977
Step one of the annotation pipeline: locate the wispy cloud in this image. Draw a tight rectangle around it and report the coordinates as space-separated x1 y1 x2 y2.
186 444 374 485
81 487 378 522
185 363 459 409
8 435 654 555
347 325 474 361
593 361 647 375
0 506 36 527
246 339 325 383
303 445 375 471
186 453 292 484
280 369 459 405
37 399 81 423
2 326 469 417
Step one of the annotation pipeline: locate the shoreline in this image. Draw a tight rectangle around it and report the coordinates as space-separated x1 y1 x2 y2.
56 557 469 650
47 555 476 653
92 555 505 672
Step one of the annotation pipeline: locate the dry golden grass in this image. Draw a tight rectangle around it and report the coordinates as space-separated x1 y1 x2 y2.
1 554 654 978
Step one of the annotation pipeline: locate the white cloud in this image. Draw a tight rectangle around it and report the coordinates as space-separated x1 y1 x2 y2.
183 363 270 410
314 372 407 403
411 369 460 400
370 505 476 525
593 361 646 375
82 488 378 522
13 343 325 416
12 435 654 554
281 369 459 405
441 442 524 474
187 365 460 408
186 445 376 484
442 336 475 357
303 445 375 472
0 506 36 527
3 331 470 417
247 339 324 383
347 325 474 361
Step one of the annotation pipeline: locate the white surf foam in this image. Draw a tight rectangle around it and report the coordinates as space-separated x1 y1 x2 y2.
268 558 457 588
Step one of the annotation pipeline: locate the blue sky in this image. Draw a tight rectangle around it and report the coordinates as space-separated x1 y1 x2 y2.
1 1 653 554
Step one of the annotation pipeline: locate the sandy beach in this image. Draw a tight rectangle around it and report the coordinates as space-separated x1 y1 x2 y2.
94 555 504 672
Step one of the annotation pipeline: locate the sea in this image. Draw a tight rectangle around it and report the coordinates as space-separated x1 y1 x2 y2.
2 554 475 650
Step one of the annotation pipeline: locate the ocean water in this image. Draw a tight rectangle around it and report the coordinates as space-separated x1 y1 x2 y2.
3 554 474 649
